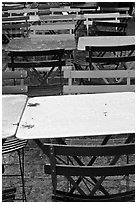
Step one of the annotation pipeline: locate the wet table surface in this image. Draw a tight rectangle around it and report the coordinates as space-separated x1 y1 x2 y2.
2 94 28 139
16 92 135 140
5 34 76 52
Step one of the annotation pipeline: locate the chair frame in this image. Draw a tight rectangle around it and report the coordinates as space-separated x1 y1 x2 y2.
44 142 135 201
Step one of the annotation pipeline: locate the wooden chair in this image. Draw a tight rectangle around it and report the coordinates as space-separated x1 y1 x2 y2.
86 44 135 72
2 70 28 94
7 49 65 92
68 43 135 94
2 187 16 202
63 69 135 94
93 21 127 36
2 16 29 41
40 14 76 24
44 142 135 201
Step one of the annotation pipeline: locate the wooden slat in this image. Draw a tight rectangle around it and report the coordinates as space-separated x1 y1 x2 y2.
30 23 75 34
40 14 76 22
2 16 29 22
2 86 28 94
45 164 134 177
64 70 135 78
63 69 135 94
101 7 130 13
2 70 27 79
63 85 135 94
86 44 135 52
8 49 65 57
94 21 127 28
3 22 29 30
43 143 135 157
95 31 126 36
86 56 135 63
8 60 66 68
2 70 28 94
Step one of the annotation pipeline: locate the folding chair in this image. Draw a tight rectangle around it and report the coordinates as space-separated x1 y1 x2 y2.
2 70 28 201
7 49 65 93
85 44 135 84
44 141 135 202
93 21 127 36
30 22 75 35
2 16 29 42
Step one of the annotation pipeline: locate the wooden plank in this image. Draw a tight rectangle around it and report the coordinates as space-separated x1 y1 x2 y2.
2 86 28 94
45 164 134 177
30 23 75 31
44 143 135 157
63 85 135 94
64 70 135 78
8 60 66 68
2 70 27 79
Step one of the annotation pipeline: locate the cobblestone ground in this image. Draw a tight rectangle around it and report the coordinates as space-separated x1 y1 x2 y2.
2 11 135 202
2 136 135 202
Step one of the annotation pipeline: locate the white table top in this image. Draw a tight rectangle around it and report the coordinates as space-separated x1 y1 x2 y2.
2 95 28 139
78 36 135 50
16 92 135 140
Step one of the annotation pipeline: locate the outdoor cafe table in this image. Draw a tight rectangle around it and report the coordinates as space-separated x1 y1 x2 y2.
5 34 76 85
16 92 135 155
2 94 28 143
78 35 135 50
5 34 76 52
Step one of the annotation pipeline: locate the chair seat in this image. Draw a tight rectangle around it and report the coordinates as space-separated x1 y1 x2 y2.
52 189 135 202
2 137 27 154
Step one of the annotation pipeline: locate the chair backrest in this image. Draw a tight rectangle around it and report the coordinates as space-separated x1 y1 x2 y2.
93 21 127 36
2 16 29 38
86 44 135 69
101 7 130 14
63 69 135 94
30 22 75 35
8 49 65 69
7 49 65 86
84 13 120 35
44 142 135 201
2 187 16 202
40 14 76 24
2 70 28 94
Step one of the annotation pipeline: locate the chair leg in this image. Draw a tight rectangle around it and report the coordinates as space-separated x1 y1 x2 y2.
18 149 27 202
126 155 129 191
